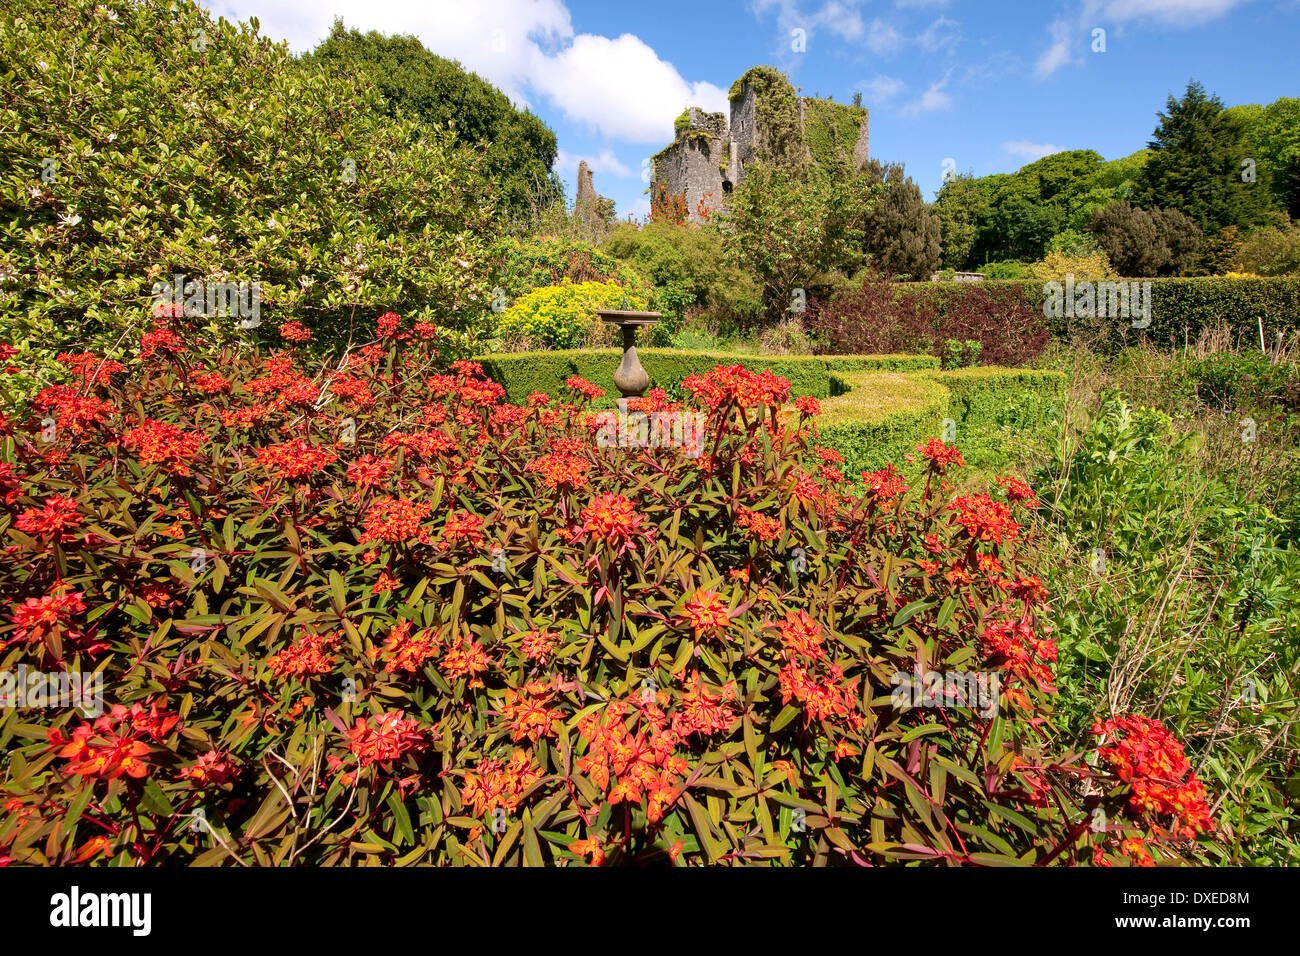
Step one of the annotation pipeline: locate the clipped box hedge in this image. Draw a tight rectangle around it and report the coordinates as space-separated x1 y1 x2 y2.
816 367 1065 473
476 348 1063 475
475 348 939 405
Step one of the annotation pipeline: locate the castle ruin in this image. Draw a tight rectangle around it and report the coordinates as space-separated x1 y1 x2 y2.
650 66 870 223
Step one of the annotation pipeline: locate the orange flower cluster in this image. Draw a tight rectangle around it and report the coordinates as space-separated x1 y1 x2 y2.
369 621 440 674
996 475 1039 507
345 454 389 489
16 495 82 541
121 418 205 477
190 369 231 394
520 628 558 662
861 465 909 503
918 438 965 470
460 749 545 817
33 385 117 438
255 438 338 481
581 493 648 550
279 321 312 343
683 364 791 412
441 637 490 686
527 450 590 490
361 496 433 545
266 628 338 679
681 589 730 639
670 673 737 739
1093 715 1215 839
47 700 179 781
443 509 484 547
345 710 427 769
7 589 87 651
178 750 240 787
980 618 1057 687
500 680 565 742
737 507 782 542
948 493 1021 546
564 375 606 402
576 702 689 822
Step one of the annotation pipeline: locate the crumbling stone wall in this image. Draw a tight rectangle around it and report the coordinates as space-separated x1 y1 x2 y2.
651 67 869 224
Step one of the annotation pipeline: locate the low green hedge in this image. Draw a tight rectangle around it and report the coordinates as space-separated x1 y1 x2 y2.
817 366 1065 473
475 349 939 405
476 348 1063 476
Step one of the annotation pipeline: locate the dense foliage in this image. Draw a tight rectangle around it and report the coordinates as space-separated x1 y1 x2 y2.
0 317 1221 866
304 21 562 226
0 0 497 371
859 161 942 281
494 282 649 350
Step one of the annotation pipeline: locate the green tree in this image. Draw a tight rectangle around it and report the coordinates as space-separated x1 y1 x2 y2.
1229 97 1300 218
859 160 941 279
0 0 497 365
933 173 988 270
717 164 873 323
1137 80 1274 233
1086 201 1203 276
304 21 561 225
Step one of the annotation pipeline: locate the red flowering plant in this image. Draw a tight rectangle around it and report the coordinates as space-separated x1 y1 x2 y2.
0 317 1216 865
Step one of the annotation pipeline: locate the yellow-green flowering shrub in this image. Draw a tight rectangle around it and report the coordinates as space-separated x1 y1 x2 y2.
495 281 649 350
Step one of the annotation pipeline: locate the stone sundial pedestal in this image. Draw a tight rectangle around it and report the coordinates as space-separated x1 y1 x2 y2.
597 310 661 416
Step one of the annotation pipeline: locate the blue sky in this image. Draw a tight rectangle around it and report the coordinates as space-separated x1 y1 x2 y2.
210 0 1299 217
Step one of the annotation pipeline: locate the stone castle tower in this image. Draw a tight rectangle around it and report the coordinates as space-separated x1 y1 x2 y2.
651 66 869 224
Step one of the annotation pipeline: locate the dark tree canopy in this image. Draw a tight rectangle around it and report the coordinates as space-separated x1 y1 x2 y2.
1136 80 1274 234
304 20 562 224
1086 201 1203 276
860 160 941 279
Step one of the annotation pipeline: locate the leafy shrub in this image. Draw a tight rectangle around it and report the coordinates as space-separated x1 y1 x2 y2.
810 274 1049 366
817 367 1065 475
943 340 983 369
860 276 1300 351
1238 222 1300 277
494 281 648 351
1187 350 1300 413
601 222 761 330
0 322 1216 865
0 0 496 370
977 261 1028 280
1021 249 1117 284
488 236 647 307
1031 394 1300 862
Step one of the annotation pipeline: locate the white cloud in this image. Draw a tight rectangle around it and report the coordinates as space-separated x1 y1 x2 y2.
1034 0 1252 78
1098 0 1250 24
867 17 905 54
902 69 954 116
916 15 961 51
858 74 907 105
1001 140 1066 161
1035 19 1077 79
528 33 728 142
206 0 724 144
553 148 632 179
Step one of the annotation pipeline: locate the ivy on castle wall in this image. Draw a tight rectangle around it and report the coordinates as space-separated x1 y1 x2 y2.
729 65 806 175
803 97 867 180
